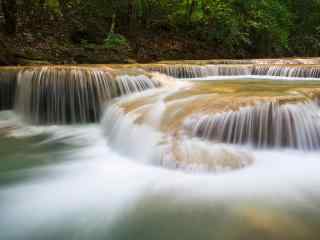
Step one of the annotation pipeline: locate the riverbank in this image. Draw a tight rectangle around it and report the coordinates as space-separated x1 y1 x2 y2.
1 29 320 66
0 30 296 66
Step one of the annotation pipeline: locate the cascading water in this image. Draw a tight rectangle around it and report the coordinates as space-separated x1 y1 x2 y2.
185 101 320 150
1 61 320 240
142 63 320 80
116 74 162 94
145 64 252 78
100 79 320 171
160 57 320 65
14 67 162 124
252 65 320 78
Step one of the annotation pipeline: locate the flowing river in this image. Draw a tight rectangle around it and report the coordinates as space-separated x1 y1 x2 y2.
0 62 320 240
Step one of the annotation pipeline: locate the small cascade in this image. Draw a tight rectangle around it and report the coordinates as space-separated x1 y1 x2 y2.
101 101 254 172
14 67 162 124
145 64 209 78
252 65 320 78
253 58 320 65
145 64 251 78
185 101 320 150
116 75 161 94
144 63 320 79
101 89 256 172
0 69 18 110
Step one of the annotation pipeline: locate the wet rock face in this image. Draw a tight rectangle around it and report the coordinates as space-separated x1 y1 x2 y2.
162 138 254 172
0 69 18 110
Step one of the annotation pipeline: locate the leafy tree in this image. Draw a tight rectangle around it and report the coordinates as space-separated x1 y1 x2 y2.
2 0 320 57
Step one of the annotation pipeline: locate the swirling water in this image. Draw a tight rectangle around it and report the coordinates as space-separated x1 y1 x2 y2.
0 107 320 240
1 64 320 239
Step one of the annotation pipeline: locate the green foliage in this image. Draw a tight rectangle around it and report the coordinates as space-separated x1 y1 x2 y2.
11 0 320 57
47 0 60 13
104 33 129 49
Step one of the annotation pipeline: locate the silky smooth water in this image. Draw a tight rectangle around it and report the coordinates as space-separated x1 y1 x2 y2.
1 65 320 240
0 107 320 240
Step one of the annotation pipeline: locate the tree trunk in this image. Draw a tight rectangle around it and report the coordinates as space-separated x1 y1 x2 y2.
127 0 134 33
187 0 196 25
110 13 116 34
1 0 17 35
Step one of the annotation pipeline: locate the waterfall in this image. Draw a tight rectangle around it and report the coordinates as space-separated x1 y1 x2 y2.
145 64 252 78
100 87 256 172
14 67 162 124
116 75 161 94
252 65 320 78
0 69 18 110
101 99 254 172
144 63 320 79
185 101 320 150
253 58 320 65
2 63 320 125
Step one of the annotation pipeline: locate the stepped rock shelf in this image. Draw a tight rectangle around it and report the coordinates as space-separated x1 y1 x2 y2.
1 60 320 172
1 60 320 123
1 59 320 240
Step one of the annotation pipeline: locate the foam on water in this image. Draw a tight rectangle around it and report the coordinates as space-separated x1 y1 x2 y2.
1 69 320 239
0 112 320 239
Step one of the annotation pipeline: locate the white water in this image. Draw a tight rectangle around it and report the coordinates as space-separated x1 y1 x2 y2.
0 106 320 239
14 67 163 124
146 63 320 80
181 75 320 81
185 101 320 150
145 64 252 78
1 71 320 239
